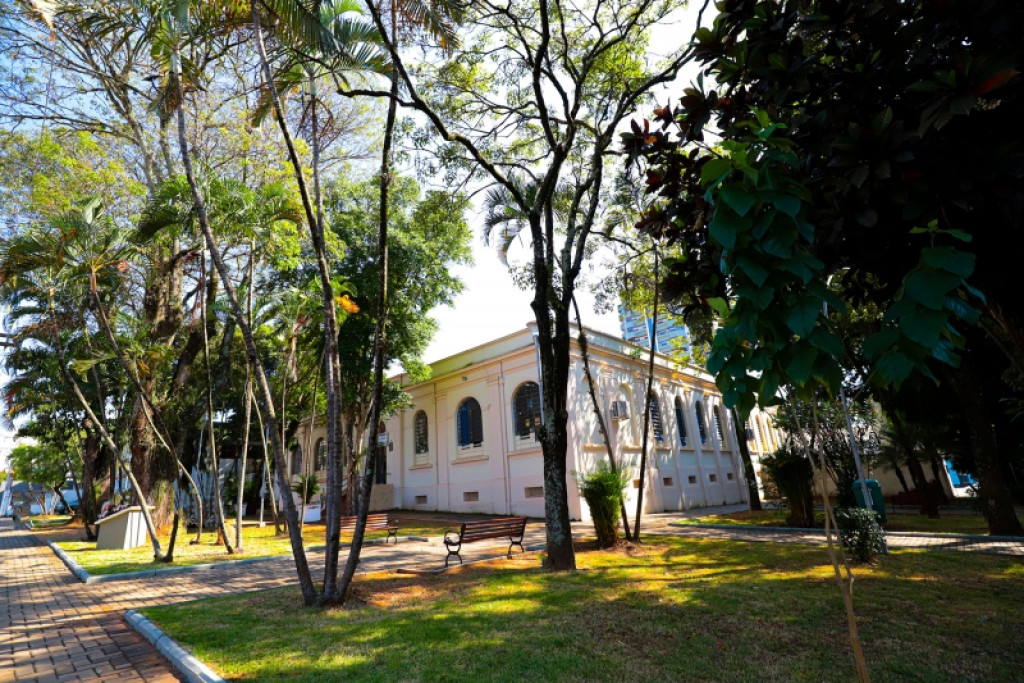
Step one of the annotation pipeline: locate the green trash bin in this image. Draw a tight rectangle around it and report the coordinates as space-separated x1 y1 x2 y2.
853 479 886 523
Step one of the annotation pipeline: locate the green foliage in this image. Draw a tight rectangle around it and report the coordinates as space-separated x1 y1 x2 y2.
9 441 66 490
292 474 321 505
834 507 887 563
761 444 815 528
625 0 1024 411
321 174 471 414
774 395 880 508
575 463 630 547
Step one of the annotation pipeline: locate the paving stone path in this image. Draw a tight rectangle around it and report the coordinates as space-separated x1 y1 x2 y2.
3 506 1021 682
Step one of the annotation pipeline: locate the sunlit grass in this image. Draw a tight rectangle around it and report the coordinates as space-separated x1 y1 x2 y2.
142 536 1024 682
49 517 448 576
681 508 999 535
25 514 73 529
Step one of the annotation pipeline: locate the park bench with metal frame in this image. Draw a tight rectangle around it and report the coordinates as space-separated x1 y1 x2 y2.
340 513 398 544
443 516 527 567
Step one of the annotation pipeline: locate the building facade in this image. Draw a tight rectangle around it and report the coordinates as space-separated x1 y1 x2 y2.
297 323 781 520
618 306 692 357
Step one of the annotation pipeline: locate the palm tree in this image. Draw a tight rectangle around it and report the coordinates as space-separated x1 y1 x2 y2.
0 201 169 558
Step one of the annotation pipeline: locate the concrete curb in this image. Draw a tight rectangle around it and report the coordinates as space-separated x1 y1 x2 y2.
46 539 92 583
46 536 433 584
124 610 225 683
670 521 1024 542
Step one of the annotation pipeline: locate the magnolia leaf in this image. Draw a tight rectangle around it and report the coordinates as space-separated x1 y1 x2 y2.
719 183 757 217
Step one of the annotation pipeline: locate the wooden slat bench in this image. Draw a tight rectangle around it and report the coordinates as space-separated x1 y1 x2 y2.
340 513 398 544
444 516 528 567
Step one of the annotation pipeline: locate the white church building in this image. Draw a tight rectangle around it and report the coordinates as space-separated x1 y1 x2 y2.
297 323 783 521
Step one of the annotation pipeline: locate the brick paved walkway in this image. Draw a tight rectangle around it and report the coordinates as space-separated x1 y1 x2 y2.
0 519 180 683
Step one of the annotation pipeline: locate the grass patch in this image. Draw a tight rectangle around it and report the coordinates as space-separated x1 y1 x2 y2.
49 517 448 576
682 508 998 535
25 514 73 529
142 536 1024 682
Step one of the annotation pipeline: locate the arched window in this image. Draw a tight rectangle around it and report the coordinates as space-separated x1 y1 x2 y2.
761 414 776 452
513 382 542 439
694 401 708 444
648 395 664 441
713 406 727 447
748 417 762 451
457 397 483 448
414 411 429 454
314 438 327 472
291 445 303 477
674 396 688 447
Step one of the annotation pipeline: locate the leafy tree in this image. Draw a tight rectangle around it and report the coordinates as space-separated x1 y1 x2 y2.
8 439 73 514
775 395 880 508
625 0 1024 534
356 0 696 570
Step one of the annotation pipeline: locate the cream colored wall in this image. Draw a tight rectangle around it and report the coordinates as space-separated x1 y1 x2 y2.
380 325 785 521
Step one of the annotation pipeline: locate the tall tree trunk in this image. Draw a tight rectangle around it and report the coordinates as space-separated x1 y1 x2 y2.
949 366 1023 535
89 279 204 540
252 8 342 600
732 408 763 511
892 464 911 493
332 7 399 601
634 254 659 541
572 296 632 541
253 402 281 532
236 243 256 551
171 50 317 604
199 252 234 553
79 429 100 540
54 328 163 558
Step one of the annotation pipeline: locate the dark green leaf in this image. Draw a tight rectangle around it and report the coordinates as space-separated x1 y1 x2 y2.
920 247 974 278
719 183 757 217
785 295 821 338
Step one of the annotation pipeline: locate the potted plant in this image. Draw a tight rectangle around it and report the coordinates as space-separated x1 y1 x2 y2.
292 475 321 523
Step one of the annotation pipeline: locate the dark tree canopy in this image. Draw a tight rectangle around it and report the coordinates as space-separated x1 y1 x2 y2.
624 0 1024 413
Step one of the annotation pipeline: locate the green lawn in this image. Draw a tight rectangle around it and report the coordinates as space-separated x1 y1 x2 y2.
142 536 1024 682
25 514 73 529
681 508 998 535
51 517 448 576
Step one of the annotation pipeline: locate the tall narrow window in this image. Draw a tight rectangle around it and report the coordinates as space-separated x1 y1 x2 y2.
374 420 387 484
695 401 708 444
291 445 303 476
314 438 327 472
674 396 688 447
414 410 429 454
713 405 727 446
457 397 483 448
648 395 664 441
513 382 542 439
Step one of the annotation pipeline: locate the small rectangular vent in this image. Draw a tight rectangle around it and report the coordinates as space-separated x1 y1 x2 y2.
463 491 479 502
709 474 717 483
688 475 697 485
662 477 674 487
525 486 544 499
727 472 734 481
414 495 427 505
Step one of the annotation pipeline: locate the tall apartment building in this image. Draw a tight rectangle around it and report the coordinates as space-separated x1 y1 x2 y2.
618 305 691 356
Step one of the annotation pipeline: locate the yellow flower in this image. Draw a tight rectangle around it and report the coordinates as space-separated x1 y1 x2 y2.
338 294 360 314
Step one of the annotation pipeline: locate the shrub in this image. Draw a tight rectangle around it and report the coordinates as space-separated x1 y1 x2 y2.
576 464 630 547
761 444 815 527
834 507 887 563
292 475 321 505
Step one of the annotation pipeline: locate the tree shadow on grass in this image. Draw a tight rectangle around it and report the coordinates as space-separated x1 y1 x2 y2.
143 537 1024 682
